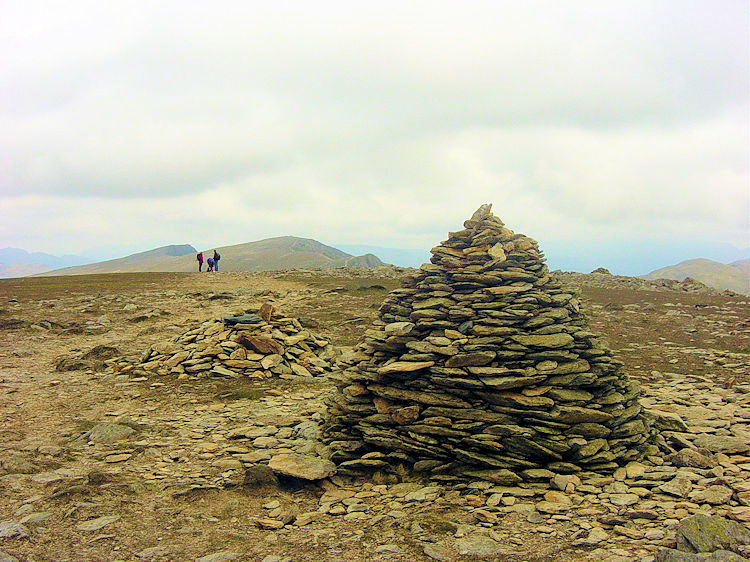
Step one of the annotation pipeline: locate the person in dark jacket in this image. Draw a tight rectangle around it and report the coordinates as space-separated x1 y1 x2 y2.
197 252 204 272
213 250 221 271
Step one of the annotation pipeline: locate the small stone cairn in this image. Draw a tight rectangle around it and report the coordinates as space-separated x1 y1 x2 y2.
112 309 337 379
324 204 652 481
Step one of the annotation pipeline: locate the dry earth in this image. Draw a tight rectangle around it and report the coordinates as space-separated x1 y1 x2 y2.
1 271 749 561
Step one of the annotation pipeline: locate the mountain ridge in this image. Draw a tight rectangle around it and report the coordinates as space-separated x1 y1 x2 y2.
641 257 750 295
0 247 90 267
37 237 382 276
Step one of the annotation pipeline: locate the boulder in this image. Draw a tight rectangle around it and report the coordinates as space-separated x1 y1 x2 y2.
243 464 280 488
670 449 717 469
675 514 750 555
86 423 135 444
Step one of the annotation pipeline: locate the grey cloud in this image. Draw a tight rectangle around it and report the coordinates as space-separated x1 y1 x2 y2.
0 0 747 254
2 1 747 199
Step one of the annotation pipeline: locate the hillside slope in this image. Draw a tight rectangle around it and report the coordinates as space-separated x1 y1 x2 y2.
730 258 750 276
0 262 53 278
39 244 197 276
40 237 382 276
642 258 750 294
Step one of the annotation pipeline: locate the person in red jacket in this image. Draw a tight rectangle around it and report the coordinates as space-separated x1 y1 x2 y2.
197 252 204 272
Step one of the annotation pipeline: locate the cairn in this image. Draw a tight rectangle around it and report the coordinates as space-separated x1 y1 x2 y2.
324 204 651 481
110 310 337 379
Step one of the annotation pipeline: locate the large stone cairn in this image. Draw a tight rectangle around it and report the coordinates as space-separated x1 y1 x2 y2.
109 311 337 380
324 204 651 481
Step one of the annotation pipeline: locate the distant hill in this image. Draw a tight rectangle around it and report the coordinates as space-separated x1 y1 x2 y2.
0 247 90 269
0 262 53 278
538 239 749 276
0 247 94 278
641 258 750 295
38 244 197 276
341 253 384 268
333 244 430 268
39 237 383 276
730 258 750 277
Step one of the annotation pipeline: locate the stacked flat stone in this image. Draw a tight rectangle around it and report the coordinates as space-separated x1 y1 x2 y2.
110 314 336 380
324 204 651 481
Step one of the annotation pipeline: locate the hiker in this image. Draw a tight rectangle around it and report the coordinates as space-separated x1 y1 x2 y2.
197 252 204 272
207 257 215 272
213 249 221 271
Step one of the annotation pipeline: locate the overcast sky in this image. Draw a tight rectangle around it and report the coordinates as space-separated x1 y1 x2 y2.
1 1 748 269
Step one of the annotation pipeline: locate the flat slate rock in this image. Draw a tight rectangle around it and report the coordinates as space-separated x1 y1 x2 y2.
378 361 435 374
655 549 746 561
222 314 263 326
0 521 28 539
659 476 693 498
463 469 522 485
135 546 172 559
268 453 336 480
691 434 750 454
691 485 734 506
76 515 120 532
511 333 574 348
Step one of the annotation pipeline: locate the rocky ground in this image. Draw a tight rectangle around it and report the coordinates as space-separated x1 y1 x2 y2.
553 270 745 298
0 270 749 561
